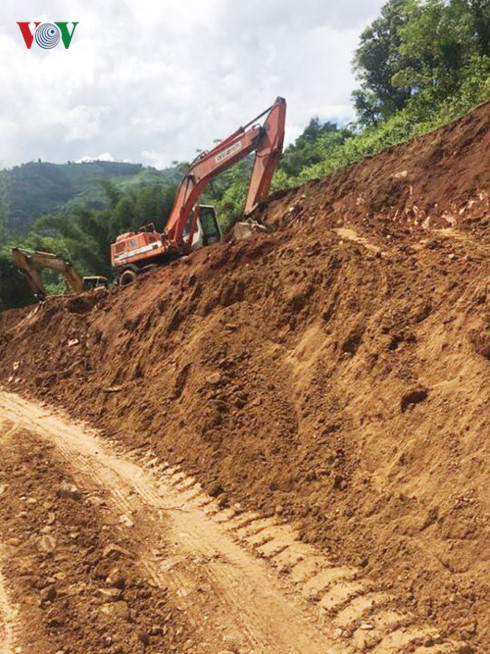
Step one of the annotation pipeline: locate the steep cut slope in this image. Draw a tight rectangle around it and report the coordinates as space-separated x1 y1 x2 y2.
1 102 489 651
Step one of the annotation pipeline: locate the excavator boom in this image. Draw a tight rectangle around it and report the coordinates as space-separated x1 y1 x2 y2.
165 97 286 249
244 98 286 215
11 248 47 298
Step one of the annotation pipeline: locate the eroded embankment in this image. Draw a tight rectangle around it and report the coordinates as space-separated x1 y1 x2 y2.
1 102 489 651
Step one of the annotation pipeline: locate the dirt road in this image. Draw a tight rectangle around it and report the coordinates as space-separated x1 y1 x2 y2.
0 390 468 654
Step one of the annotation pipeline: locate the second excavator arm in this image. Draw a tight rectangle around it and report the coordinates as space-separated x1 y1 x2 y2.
12 248 85 297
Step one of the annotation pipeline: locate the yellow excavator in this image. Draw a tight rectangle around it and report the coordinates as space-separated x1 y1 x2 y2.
12 248 108 299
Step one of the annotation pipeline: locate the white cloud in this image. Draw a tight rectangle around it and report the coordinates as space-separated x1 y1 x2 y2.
64 105 112 141
0 0 385 168
75 153 116 163
140 150 171 169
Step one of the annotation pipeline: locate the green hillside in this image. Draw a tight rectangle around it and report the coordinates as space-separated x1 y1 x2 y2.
0 161 180 236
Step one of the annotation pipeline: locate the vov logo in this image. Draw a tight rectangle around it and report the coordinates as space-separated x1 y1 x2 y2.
17 22 78 50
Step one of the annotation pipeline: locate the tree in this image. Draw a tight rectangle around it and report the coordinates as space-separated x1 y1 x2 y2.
0 199 5 247
353 0 490 126
135 182 177 228
31 181 179 280
468 0 490 56
34 209 114 277
99 179 122 209
0 255 35 311
213 159 254 232
279 119 342 177
392 0 489 114
112 196 135 236
353 0 413 126
0 198 35 309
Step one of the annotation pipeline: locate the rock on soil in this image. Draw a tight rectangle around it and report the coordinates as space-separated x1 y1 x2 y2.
0 430 190 653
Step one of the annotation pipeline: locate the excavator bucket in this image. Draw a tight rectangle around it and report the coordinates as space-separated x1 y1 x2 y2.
232 219 268 241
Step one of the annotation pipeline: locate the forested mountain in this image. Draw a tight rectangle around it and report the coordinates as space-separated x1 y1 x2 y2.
0 161 180 236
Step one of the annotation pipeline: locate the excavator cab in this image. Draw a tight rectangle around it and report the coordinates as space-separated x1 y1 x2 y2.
184 205 221 249
198 205 221 245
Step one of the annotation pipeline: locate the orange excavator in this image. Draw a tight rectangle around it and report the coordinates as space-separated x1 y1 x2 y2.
111 97 286 284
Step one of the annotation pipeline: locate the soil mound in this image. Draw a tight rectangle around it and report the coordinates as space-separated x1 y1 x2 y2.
1 102 489 651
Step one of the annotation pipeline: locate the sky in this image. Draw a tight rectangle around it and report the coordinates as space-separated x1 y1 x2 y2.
0 0 386 170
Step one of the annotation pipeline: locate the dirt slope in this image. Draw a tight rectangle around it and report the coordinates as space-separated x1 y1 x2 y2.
1 102 489 652
3 392 366 654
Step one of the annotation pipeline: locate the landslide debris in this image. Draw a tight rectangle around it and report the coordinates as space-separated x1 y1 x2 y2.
1 101 489 651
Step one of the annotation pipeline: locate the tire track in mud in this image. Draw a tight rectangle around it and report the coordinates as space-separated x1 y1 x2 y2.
0 391 468 654
0 392 340 654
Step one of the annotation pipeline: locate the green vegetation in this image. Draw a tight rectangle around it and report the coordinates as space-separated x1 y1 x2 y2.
34 181 178 278
226 0 490 203
0 161 179 236
0 200 34 311
1 0 488 309
0 179 179 309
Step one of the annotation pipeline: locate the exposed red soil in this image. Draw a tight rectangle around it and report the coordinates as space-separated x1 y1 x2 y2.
0 306 26 333
0 428 190 654
1 101 489 652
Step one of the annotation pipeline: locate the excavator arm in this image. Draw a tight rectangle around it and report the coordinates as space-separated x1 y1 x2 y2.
12 248 47 298
165 97 286 249
243 97 287 215
12 248 85 297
